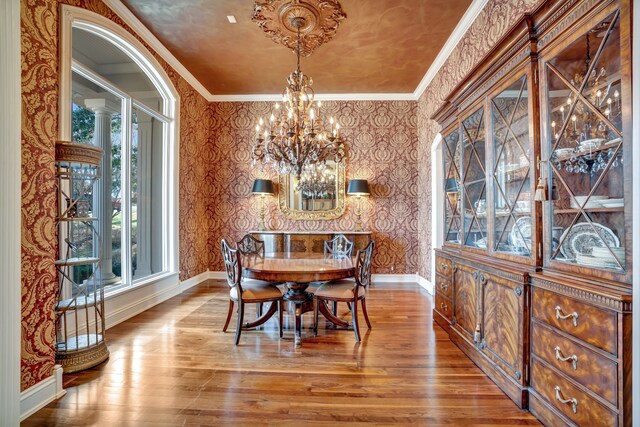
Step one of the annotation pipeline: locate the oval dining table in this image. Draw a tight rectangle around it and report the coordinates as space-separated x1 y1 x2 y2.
242 252 355 346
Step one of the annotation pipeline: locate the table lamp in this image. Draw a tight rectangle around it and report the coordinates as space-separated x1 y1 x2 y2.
252 179 275 231
347 179 370 232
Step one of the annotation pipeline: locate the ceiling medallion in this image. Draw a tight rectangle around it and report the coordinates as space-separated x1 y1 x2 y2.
252 0 347 56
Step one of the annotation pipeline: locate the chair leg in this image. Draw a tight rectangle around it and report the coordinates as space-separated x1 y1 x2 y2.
361 298 372 329
279 300 284 338
234 302 244 345
223 300 234 332
347 302 352 311
352 298 361 342
314 297 319 336
332 301 338 316
257 302 264 330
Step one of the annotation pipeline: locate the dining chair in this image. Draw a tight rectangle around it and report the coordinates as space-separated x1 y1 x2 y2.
323 234 355 316
314 240 374 342
237 234 277 320
221 239 283 345
324 234 354 259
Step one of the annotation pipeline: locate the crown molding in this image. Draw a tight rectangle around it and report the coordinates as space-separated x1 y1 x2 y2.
210 92 417 102
102 0 214 101
412 0 489 100
104 0 487 102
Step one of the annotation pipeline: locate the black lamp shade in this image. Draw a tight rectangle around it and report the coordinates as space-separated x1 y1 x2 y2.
445 178 459 193
347 179 370 196
252 179 274 195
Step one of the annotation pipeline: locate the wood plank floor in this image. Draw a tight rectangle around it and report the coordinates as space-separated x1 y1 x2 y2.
24 280 541 426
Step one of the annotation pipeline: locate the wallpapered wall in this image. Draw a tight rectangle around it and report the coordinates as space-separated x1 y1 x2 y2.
20 0 544 392
416 0 544 279
20 0 211 390
209 101 418 274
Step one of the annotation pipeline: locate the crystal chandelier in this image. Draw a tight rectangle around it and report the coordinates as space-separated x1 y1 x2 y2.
550 28 621 145
251 13 346 180
296 163 336 199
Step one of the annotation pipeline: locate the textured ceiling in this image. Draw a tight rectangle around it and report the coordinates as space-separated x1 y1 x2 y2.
121 0 472 95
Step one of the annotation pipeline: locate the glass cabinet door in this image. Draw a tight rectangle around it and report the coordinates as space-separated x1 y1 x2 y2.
544 10 626 272
443 128 461 244
491 75 532 256
461 107 487 249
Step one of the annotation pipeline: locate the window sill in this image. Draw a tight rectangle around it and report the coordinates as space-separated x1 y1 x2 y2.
104 271 179 301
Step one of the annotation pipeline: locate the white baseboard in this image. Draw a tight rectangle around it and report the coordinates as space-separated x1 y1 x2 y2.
209 271 419 285
415 274 434 295
210 271 419 284
179 270 214 291
20 365 65 421
207 271 227 280
371 273 418 283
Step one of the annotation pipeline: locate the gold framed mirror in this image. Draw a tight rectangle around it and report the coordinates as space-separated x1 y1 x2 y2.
278 161 346 220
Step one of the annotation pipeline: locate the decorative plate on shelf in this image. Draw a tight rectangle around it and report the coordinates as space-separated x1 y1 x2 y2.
578 138 605 152
558 222 620 260
599 198 624 208
554 147 575 157
509 216 532 250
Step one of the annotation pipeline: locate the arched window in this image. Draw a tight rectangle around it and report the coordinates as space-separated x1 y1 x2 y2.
59 5 179 291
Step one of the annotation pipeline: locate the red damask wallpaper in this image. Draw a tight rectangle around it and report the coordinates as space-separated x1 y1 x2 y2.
20 0 544 392
20 0 212 390
416 0 545 279
209 101 419 274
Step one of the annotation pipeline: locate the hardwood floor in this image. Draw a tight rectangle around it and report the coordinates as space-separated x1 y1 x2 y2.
24 280 540 426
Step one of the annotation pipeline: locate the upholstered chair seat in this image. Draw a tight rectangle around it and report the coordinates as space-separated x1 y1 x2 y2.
230 283 282 301
315 280 366 300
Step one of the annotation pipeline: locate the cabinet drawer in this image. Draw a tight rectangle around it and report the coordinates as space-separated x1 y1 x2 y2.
531 321 617 405
435 276 453 299
435 293 452 322
435 256 452 277
532 288 616 354
531 358 617 427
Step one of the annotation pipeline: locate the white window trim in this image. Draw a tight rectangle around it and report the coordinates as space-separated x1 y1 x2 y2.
0 0 22 424
59 4 180 291
430 133 444 287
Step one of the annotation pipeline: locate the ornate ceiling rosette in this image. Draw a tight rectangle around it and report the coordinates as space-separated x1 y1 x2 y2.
252 0 347 56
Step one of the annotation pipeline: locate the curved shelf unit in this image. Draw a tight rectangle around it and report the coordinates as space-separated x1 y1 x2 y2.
54 141 109 373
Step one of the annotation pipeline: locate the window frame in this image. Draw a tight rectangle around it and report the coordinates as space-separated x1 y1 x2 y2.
59 5 180 294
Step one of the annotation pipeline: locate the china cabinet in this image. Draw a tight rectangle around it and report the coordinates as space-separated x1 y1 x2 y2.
433 0 632 425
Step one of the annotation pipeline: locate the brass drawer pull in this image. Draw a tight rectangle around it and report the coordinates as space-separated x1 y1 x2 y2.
555 305 579 327
440 282 449 291
440 302 448 312
440 262 448 270
554 346 578 370
554 386 578 414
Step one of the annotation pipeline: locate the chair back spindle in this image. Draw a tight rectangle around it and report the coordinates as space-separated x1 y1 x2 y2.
221 240 242 295
237 234 266 257
324 234 354 259
355 240 374 289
